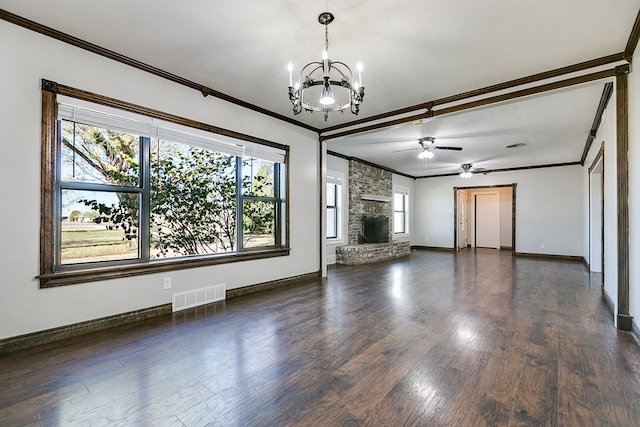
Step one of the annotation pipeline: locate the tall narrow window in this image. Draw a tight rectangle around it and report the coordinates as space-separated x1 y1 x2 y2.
393 187 409 235
327 183 338 239
326 173 343 240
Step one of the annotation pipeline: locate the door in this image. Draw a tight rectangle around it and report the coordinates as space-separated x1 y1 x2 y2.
475 193 500 249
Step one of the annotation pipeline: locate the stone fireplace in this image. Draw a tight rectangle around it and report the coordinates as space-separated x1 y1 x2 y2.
336 160 410 265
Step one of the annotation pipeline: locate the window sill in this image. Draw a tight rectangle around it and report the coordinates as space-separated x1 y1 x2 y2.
393 233 410 241
327 238 345 246
37 248 290 288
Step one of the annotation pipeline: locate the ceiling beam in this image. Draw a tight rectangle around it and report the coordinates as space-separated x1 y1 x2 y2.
580 82 614 165
433 68 615 117
624 7 640 62
415 161 582 179
321 68 616 141
326 150 415 179
321 53 625 134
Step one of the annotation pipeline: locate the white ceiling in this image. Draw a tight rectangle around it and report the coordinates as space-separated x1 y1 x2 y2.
2 0 639 176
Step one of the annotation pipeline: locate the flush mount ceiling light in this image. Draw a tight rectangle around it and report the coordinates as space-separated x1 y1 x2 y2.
287 12 365 121
460 163 473 178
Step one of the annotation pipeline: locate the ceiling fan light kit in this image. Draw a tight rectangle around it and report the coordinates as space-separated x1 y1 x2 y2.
287 12 365 121
460 163 473 178
418 148 434 159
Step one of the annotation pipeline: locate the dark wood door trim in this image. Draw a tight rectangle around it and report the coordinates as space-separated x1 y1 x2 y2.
615 65 632 331
453 184 516 252
587 145 605 297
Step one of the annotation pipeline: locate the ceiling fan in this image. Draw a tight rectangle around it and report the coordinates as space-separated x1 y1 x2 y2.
393 137 463 159
459 163 487 178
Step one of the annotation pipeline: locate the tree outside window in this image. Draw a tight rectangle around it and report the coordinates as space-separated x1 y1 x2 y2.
57 106 284 267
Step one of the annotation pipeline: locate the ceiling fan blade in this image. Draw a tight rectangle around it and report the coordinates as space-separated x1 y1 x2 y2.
434 146 463 151
472 168 490 175
392 147 421 153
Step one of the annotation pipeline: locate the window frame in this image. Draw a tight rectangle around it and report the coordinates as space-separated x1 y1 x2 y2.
325 172 344 242
326 182 338 239
393 186 410 237
39 79 290 288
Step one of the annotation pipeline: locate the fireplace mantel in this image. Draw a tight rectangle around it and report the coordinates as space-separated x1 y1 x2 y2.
360 194 391 202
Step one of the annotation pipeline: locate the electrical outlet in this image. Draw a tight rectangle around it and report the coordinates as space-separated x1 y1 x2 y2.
540 244 545 249
163 277 172 290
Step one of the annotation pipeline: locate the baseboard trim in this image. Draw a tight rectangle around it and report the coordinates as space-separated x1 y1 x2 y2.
411 245 455 252
618 314 633 332
602 288 615 317
0 270 322 356
0 304 171 356
513 252 585 262
226 271 321 299
632 320 640 345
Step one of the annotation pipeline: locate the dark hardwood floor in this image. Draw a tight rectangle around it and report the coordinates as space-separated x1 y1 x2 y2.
2 249 640 426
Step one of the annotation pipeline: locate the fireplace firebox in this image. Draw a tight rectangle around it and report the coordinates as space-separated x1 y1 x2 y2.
359 216 389 244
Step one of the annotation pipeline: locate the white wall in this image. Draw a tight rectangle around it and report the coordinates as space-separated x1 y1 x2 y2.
629 62 640 330
583 98 618 315
414 166 584 256
326 155 349 263
0 21 320 340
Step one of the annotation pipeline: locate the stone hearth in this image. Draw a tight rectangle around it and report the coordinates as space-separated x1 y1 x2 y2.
336 241 411 265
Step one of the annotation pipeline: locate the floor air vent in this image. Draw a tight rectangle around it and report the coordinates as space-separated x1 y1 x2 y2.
172 284 225 312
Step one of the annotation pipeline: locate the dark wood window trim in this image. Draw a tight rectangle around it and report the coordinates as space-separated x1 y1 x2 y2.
38 79 290 288
393 191 408 235
326 182 338 239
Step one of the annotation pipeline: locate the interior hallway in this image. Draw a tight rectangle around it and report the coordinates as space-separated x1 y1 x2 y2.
1 250 639 426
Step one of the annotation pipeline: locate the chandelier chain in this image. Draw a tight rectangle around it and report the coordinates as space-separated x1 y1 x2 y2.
325 24 329 52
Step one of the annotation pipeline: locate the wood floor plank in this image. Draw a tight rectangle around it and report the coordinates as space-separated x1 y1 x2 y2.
1 250 640 426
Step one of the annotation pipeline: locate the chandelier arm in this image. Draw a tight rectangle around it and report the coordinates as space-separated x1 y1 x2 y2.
328 61 354 79
297 62 324 85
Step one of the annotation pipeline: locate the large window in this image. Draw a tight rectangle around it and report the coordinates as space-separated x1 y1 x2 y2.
393 187 409 235
39 81 289 287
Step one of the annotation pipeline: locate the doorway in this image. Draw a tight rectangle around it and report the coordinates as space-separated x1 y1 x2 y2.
588 146 604 276
454 184 516 251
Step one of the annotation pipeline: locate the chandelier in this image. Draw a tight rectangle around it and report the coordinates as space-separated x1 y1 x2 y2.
288 12 365 121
